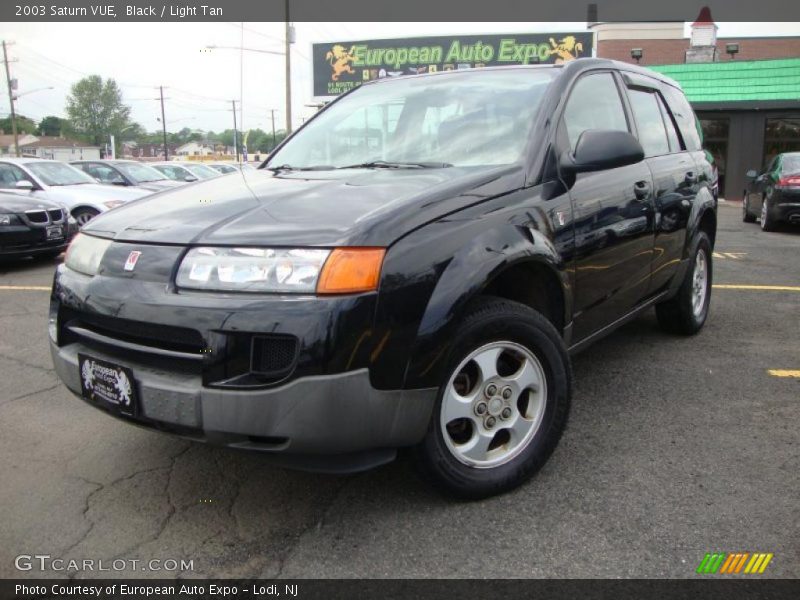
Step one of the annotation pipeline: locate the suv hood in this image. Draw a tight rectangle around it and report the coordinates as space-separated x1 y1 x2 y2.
82 165 523 247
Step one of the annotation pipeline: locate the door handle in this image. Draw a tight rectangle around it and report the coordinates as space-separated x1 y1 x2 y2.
634 180 651 200
685 171 698 184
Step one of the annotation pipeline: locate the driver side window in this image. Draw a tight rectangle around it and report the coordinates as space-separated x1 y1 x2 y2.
562 72 629 150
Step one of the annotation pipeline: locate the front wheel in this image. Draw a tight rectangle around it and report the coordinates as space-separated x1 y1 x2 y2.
413 297 571 499
742 195 756 223
760 196 777 231
655 231 712 335
72 207 99 226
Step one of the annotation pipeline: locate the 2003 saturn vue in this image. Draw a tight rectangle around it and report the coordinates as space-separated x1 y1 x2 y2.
50 59 716 498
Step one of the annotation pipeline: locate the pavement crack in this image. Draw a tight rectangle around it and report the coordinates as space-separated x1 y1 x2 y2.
0 351 55 375
269 476 352 579
0 383 61 408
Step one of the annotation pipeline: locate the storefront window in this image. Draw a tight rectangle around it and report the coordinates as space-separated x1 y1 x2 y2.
700 118 729 197
763 118 800 169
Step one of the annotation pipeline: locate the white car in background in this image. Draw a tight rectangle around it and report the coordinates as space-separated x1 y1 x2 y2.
0 158 151 225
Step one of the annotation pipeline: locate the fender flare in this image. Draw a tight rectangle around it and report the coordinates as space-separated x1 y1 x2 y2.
402 222 571 389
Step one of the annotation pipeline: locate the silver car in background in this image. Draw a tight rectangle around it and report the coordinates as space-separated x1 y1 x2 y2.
0 158 151 225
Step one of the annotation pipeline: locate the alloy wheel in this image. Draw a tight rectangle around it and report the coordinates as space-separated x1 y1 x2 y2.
691 248 708 318
440 341 547 468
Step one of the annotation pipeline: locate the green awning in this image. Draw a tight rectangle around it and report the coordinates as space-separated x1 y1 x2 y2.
649 58 800 104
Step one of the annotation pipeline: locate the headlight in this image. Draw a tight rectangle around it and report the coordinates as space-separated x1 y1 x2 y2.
103 200 125 209
0 213 18 226
176 247 387 294
176 247 332 293
64 233 112 276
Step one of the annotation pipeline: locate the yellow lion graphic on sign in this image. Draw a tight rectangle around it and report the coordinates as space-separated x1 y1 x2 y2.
548 36 584 64
326 44 357 81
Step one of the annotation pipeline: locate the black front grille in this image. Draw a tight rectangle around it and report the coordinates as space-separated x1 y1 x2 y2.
60 307 205 355
26 210 48 223
47 209 64 222
250 335 298 377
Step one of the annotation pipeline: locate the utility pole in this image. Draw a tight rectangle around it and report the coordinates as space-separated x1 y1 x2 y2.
269 109 277 151
2 40 19 157
232 100 239 162
284 0 292 134
239 22 244 147
159 86 168 160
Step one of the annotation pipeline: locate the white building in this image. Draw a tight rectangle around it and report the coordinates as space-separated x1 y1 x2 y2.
175 141 214 156
0 134 100 160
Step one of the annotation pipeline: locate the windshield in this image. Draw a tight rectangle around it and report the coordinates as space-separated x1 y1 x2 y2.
268 69 558 170
153 165 193 181
210 164 237 174
186 164 220 179
782 155 800 173
114 162 168 183
27 162 96 186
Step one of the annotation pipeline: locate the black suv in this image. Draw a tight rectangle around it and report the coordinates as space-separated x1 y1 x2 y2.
50 59 716 498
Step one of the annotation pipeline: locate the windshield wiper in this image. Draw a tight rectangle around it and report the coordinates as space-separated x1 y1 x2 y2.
265 164 336 173
337 160 453 170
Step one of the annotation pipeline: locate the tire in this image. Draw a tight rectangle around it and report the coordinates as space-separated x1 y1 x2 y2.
742 195 756 223
413 296 571 500
655 231 712 335
73 208 99 226
760 195 777 232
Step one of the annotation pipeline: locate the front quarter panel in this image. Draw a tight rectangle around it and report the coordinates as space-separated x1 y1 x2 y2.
371 184 573 391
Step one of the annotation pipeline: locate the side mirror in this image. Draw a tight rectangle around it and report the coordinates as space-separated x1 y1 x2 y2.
184 175 198 182
560 130 644 175
745 169 758 180
15 180 34 191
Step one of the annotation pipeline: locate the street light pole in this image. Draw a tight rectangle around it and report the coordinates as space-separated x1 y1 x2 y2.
269 108 277 151
2 40 19 157
285 0 292 134
232 100 239 162
159 86 169 160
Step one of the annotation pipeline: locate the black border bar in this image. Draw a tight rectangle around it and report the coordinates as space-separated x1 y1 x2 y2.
3 0 800 22
3 579 800 600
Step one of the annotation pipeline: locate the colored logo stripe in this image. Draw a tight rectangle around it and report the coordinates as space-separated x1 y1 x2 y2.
697 552 773 574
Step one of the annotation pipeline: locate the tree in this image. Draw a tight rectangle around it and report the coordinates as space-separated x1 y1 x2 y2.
37 115 68 137
65 75 132 146
0 114 37 135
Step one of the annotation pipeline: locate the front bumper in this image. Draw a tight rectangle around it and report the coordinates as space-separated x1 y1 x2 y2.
51 339 436 472
0 226 69 258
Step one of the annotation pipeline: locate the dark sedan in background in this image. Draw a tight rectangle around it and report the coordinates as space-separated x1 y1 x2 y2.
743 151 800 231
0 192 74 259
71 160 183 192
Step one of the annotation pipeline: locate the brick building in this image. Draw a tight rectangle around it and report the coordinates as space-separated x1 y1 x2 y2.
590 12 800 201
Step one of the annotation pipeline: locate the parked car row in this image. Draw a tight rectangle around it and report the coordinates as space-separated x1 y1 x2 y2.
743 151 800 231
1 156 251 260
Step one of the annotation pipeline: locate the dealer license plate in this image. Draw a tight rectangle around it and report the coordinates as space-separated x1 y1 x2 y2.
46 225 63 240
78 354 138 416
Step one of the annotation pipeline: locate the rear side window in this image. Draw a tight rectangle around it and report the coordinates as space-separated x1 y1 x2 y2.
562 72 629 149
661 85 702 151
657 94 682 152
628 89 670 157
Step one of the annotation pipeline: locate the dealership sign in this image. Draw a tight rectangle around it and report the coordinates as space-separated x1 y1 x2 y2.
312 32 593 97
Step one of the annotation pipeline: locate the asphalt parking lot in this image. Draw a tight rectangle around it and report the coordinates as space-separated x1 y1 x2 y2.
0 202 797 580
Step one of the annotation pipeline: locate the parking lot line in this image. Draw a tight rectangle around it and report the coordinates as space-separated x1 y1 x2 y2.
0 285 51 291
713 284 800 292
768 370 800 378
